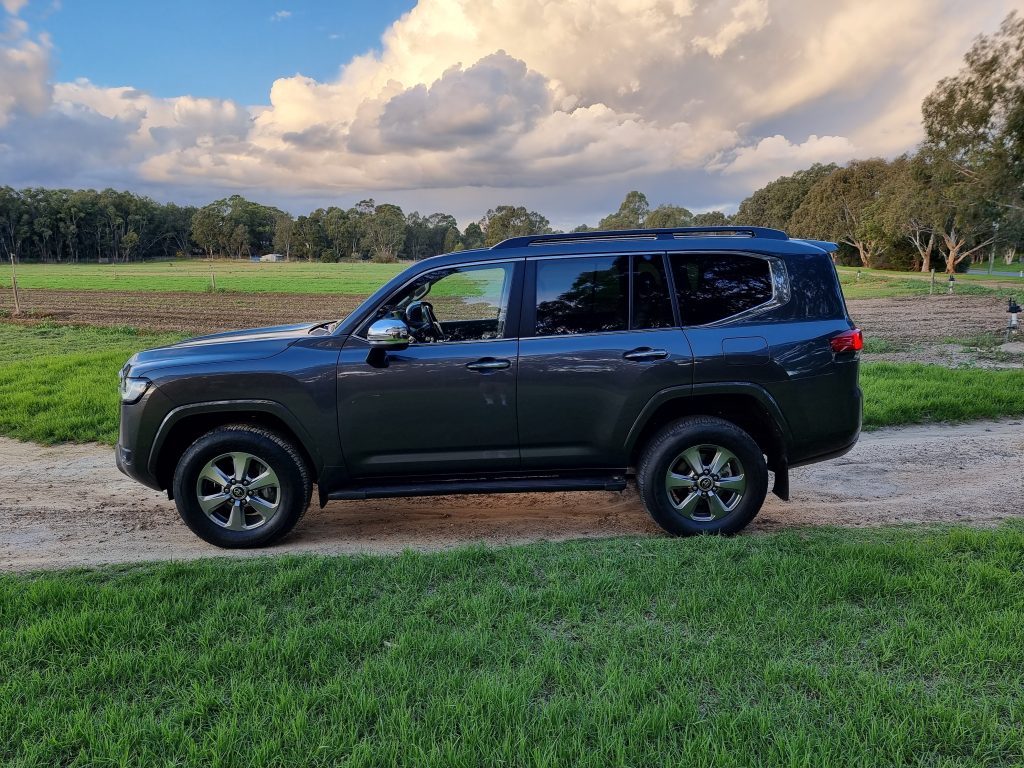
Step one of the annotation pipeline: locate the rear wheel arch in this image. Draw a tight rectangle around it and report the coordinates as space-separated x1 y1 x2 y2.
627 388 789 472
151 403 319 493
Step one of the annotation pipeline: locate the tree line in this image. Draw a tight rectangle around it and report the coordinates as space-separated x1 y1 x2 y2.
1 13 1020 272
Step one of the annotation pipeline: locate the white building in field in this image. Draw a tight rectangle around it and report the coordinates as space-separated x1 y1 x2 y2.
260 253 286 262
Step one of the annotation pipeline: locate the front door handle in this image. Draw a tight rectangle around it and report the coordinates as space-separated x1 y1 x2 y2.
466 358 511 371
623 347 669 362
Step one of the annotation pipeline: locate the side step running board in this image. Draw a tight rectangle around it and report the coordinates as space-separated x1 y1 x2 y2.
328 475 628 501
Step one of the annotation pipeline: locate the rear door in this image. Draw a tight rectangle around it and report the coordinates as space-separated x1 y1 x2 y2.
516 253 693 469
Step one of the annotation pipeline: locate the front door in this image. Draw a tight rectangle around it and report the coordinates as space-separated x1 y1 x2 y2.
337 260 522 478
516 253 693 468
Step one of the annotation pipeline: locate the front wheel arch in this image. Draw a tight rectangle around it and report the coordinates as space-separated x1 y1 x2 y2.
151 404 319 494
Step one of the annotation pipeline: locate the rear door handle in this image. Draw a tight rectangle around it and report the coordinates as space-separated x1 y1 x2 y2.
623 347 668 362
466 358 511 371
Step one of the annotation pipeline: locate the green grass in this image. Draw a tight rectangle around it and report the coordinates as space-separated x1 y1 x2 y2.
0 324 183 444
861 362 1024 427
2 526 1023 766
3 324 1024 445
3 260 405 294
836 267 1008 300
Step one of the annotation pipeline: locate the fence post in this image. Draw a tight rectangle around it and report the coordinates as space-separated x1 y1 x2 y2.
7 256 20 315
930 269 935 295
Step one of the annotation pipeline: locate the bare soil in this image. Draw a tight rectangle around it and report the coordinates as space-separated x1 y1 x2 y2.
0 288 1016 343
2 419 1022 571
0 289 366 335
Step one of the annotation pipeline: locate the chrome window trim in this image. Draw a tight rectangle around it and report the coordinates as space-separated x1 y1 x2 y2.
352 258 522 346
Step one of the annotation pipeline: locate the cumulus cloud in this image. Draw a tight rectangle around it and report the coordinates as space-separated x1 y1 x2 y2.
0 0 1020 217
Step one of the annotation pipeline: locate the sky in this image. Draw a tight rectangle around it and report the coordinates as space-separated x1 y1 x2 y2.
0 0 1021 230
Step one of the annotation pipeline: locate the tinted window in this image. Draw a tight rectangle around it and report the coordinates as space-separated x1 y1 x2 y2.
632 254 674 329
536 256 628 336
671 253 773 325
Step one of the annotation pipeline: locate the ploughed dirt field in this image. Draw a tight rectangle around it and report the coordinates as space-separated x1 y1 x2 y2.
0 288 366 334
2 419 1022 571
0 287 1015 341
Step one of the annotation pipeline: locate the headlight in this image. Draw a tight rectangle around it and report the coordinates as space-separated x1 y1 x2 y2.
119 376 150 404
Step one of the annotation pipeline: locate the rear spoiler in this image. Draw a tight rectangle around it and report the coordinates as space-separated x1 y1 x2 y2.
792 239 839 254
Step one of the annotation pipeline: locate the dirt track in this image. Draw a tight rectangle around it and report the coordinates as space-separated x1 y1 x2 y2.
2 419 1022 571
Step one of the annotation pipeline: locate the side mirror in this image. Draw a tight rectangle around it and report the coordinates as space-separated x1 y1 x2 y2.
367 318 410 350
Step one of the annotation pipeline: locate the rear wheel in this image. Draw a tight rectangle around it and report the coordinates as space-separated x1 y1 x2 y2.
172 424 312 548
637 416 768 536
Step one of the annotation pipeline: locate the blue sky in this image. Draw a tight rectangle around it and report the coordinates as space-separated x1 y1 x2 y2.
30 0 417 105
0 0 1017 227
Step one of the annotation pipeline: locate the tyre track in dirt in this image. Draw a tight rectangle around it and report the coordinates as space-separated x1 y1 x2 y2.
2 419 1022 571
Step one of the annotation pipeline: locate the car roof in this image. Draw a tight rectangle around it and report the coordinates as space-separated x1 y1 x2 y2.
419 227 837 270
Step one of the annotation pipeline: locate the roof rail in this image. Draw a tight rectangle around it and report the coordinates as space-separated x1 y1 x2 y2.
491 226 789 250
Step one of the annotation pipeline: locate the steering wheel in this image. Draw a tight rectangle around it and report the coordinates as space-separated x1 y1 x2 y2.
405 300 445 342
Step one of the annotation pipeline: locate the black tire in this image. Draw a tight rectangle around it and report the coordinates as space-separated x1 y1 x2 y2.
637 416 768 536
172 424 312 548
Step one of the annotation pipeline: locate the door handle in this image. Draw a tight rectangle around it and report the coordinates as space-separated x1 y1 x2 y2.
466 358 511 371
623 347 669 362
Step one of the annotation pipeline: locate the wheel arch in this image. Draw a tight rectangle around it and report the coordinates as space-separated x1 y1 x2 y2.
149 400 321 494
626 384 791 475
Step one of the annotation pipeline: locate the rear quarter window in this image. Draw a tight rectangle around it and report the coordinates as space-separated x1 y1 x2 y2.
670 253 773 325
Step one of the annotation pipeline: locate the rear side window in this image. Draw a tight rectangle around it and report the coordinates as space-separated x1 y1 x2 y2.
535 256 629 335
670 253 773 325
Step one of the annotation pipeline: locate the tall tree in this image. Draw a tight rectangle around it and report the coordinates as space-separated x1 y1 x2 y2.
790 159 895 267
645 204 694 228
480 205 551 246
734 163 839 231
599 191 650 230
361 204 406 263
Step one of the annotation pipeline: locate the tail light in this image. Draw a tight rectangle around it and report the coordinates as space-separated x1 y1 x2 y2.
830 328 863 353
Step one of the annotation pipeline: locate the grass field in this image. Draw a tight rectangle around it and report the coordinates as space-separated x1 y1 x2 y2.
2 525 1023 766
2 260 405 295
4 260 1024 301
2 323 1024 445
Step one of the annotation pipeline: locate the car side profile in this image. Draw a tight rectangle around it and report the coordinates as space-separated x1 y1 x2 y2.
116 226 862 548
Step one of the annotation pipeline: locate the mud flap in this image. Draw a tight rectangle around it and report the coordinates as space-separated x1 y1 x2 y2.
772 465 789 501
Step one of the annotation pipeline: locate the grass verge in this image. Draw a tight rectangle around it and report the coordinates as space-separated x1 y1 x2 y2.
0 323 183 443
2 526 1023 766
3 323 1024 444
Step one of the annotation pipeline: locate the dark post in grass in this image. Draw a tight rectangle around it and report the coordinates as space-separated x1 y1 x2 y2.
8 253 20 315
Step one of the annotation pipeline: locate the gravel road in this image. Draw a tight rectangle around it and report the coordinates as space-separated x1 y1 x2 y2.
2 419 1022 571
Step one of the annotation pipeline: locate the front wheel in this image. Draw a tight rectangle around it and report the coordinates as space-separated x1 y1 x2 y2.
172 424 312 548
637 416 768 536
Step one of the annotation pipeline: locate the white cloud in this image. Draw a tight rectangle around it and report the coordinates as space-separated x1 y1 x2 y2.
270 10 291 22
0 0 1020 219
1 0 28 15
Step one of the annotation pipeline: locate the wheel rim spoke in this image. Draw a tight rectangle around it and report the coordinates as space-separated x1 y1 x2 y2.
224 500 246 531
247 469 279 492
681 447 705 475
706 492 728 519
716 474 746 494
709 448 735 476
673 490 702 516
199 464 231 488
198 492 229 514
665 472 695 491
246 494 278 519
230 452 250 482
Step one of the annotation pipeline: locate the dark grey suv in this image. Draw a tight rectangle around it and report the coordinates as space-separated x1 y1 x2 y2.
116 227 862 548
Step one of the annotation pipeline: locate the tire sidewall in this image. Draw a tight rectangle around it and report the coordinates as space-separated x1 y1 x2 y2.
640 419 768 536
173 428 307 548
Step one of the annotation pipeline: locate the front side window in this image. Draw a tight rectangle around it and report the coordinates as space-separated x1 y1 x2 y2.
535 256 629 336
670 253 773 326
371 263 514 343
